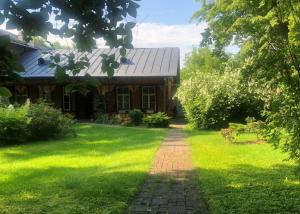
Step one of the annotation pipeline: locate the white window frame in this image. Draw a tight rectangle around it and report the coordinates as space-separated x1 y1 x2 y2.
142 86 156 112
116 86 130 111
63 87 71 111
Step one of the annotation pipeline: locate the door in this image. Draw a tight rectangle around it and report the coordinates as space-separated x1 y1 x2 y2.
75 92 93 119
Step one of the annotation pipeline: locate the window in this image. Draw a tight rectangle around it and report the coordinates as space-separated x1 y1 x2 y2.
142 86 156 111
63 87 71 111
116 87 130 111
39 85 54 101
16 86 28 104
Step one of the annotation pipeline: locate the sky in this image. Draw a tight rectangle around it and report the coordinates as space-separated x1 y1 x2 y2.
61 0 206 66
113 0 206 65
0 0 210 65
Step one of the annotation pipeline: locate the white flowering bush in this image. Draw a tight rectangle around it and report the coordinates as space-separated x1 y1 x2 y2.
178 71 242 129
177 48 263 129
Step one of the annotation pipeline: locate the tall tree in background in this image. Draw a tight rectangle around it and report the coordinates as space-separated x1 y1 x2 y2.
0 0 139 96
194 0 300 165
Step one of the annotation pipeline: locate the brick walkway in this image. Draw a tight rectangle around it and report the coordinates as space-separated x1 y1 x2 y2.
129 125 209 214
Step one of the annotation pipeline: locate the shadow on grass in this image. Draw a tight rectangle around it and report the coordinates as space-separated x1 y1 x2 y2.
0 124 166 162
0 165 149 213
195 164 300 213
0 124 168 213
0 166 211 214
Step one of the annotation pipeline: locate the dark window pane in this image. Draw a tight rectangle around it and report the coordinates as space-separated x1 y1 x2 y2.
150 95 155 103
149 87 155 94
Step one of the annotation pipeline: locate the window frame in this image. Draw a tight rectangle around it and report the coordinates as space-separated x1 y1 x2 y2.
142 86 156 112
15 86 28 104
63 87 71 112
116 86 131 112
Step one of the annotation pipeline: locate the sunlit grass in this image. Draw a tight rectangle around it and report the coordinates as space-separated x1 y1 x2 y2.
187 129 300 213
0 124 166 214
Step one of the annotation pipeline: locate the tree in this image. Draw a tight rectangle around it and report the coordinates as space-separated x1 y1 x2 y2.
193 0 300 165
177 48 262 129
0 0 139 96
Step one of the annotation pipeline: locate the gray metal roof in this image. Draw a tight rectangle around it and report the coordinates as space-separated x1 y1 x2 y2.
0 29 36 49
19 48 180 78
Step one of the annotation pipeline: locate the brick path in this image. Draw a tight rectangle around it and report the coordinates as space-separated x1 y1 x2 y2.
129 125 209 214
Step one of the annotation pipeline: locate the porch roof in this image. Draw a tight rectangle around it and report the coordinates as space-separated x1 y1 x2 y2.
19 48 180 78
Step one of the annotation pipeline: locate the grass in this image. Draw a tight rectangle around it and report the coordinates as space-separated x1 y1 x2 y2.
0 124 166 214
187 129 300 214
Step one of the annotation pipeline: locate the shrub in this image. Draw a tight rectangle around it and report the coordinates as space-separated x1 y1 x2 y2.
220 119 265 143
177 48 263 129
143 112 171 128
128 109 143 126
0 103 30 144
220 128 235 143
111 114 122 125
28 101 75 139
96 113 111 124
96 114 122 125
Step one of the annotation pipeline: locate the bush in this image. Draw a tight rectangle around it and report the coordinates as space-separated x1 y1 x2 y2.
143 112 171 128
28 101 75 139
0 103 30 144
177 48 263 129
128 109 143 126
96 114 122 125
220 119 265 143
220 128 235 143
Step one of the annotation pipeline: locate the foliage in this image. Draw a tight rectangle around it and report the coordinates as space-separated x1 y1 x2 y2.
220 128 235 143
221 118 264 143
50 52 99 95
0 35 23 97
0 0 139 96
0 102 30 144
95 113 122 125
143 112 171 128
0 124 166 213
28 101 75 139
0 96 9 107
128 109 144 126
193 0 300 165
181 48 226 80
178 48 262 129
187 129 299 213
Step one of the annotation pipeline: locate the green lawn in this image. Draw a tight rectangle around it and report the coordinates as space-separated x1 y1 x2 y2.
187 129 300 214
0 124 166 214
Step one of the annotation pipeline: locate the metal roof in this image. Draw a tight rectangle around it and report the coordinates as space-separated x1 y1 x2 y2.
0 29 36 49
19 48 180 78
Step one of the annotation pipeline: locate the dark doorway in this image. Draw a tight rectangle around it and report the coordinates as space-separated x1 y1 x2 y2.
75 92 93 119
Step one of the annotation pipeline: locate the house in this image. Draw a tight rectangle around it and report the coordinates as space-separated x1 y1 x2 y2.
3 31 180 119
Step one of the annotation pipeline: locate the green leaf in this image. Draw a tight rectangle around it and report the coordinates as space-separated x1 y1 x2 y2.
125 22 136 30
54 53 61 63
0 87 12 97
0 35 10 47
112 61 120 69
124 33 133 44
106 67 114 78
127 1 139 18
0 13 5 25
120 47 126 57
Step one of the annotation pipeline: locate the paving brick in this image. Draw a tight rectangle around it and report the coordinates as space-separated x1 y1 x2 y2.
129 124 209 214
